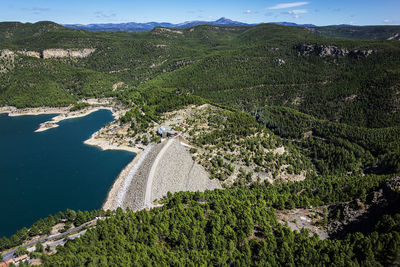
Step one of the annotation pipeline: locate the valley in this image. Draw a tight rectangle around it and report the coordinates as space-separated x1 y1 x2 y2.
0 20 399 266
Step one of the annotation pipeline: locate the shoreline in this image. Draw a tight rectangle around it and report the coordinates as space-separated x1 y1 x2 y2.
0 106 70 116
1 104 147 211
1 104 139 154
0 104 219 214
0 105 117 132
83 130 142 154
102 150 143 210
0 99 126 132
34 107 114 132
102 144 157 210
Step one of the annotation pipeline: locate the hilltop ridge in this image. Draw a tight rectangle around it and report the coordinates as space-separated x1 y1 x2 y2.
62 17 400 39
64 17 252 32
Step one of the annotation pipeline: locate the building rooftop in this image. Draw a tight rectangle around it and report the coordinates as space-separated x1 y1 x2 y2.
14 254 28 262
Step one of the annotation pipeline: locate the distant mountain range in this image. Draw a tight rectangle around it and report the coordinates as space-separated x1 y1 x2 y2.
64 17 345 32
64 17 249 32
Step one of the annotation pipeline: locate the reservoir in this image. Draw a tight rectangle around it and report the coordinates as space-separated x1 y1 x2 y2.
0 109 134 238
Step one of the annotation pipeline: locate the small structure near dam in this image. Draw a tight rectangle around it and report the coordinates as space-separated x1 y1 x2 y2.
157 126 180 138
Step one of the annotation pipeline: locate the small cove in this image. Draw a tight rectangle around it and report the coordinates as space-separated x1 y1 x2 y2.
0 109 134 238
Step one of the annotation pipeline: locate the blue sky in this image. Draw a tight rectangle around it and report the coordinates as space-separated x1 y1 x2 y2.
1 0 399 26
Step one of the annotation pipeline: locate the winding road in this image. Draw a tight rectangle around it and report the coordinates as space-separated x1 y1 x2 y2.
1 219 97 261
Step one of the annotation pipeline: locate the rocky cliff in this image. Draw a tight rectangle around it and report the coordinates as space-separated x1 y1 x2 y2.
15 48 95 59
18 50 41 58
0 48 95 73
295 44 376 57
41 48 95 59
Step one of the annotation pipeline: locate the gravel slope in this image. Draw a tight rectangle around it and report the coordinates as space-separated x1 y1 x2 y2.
122 142 166 210
113 137 220 211
151 139 221 202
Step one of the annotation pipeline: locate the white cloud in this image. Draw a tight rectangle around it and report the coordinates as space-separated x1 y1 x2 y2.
22 7 50 12
281 9 308 19
267 2 309 10
287 9 308 15
21 6 50 15
94 11 116 19
244 10 255 14
187 9 204 14
384 19 393 23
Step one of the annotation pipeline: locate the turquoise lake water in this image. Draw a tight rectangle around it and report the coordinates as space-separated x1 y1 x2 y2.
0 110 135 238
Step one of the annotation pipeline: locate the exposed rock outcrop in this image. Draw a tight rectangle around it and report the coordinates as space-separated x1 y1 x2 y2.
0 49 15 73
42 48 95 59
42 49 69 58
0 49 14 57
327 176 400 238
295 44 377 57
276 58 285 66
112 81 126 91
2 48 95 61
18 50 41 58
387 33 400 40
152 27 183 35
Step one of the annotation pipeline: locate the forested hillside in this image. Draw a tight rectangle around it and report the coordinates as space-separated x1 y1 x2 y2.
1 21 399 265
0 21 63 43
1 22 399 128
44 175 400 266
256 106 400 175
309 25 400 40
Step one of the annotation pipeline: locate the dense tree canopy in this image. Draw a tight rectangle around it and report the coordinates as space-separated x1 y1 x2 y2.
44 174 399 266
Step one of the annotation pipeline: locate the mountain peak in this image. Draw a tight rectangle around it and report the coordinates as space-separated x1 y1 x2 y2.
216 17 232 23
